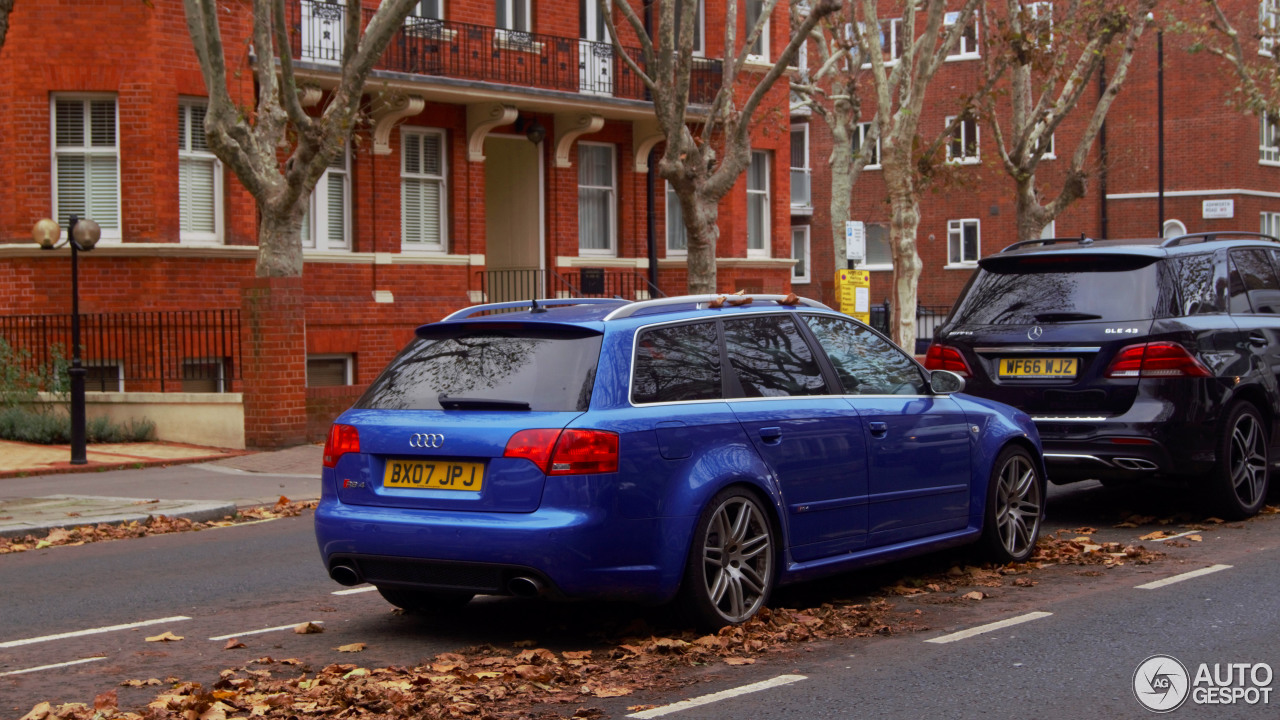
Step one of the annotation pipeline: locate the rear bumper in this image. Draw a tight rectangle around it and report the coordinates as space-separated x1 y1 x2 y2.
314 497 692 604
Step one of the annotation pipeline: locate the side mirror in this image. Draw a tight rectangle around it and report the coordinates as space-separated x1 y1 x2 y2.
929 369 966 395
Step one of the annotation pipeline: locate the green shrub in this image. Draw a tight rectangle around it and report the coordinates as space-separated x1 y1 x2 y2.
0 407 156 445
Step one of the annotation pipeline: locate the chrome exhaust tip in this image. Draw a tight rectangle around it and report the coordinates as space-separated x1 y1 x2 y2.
508 576 544 598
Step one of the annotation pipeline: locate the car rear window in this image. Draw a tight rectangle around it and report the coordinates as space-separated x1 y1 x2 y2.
355 327 602 411
951 254 1177 325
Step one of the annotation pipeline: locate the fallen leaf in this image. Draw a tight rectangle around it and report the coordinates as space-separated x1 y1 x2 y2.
224 639 246 650
1139 531 1168 541
961 591 985 601
19 702 52 720
590 685 634 698
1186 534 1203 542
293 622 324 634
93 690 118 711
724 657 755 665
336 643 366 653
145 631 184 642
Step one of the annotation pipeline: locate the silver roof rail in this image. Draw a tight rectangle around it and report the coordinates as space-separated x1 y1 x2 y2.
442 297 623 321
602 294 831 321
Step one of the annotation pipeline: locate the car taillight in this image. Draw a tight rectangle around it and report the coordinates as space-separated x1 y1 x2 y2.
924 343 972 377
323 423 360 468
504 428 619 475
1104 342 1211 378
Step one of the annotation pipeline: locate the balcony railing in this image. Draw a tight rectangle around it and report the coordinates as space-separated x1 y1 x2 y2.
289 0 723 104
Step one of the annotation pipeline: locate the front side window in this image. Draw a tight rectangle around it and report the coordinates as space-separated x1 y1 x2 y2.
632 321 722 403
747 150 771 256
804 314 925 395
945 11 979 58
791 226 810 283
746 0 769 59
666 182 687 255
578 143 616 254
178 99 221 243
723 315 826 397
790 124 810 209
402 128 447 251
303 146 350 251
948 219 980 265
53 96 120 239
853 122 881 168
947 115 980 163
1262 113 1280 164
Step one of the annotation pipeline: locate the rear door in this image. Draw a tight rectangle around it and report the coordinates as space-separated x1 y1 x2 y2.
1228 248 1280 414
721 313 870 562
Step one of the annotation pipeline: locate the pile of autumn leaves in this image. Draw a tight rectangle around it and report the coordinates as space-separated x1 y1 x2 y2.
16 523 1178 720
0 497 316 554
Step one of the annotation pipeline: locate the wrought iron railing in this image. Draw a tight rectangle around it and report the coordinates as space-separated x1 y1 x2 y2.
869 303 952 354
0 311 241 393
289 0 723 103
478 268 664 304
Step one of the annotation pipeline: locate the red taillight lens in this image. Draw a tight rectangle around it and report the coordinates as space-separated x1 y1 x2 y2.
323 423 360 468
550 429 619 475
504 428 619 475
503 429 563 473
924 343 972 376
1104 342 1211 378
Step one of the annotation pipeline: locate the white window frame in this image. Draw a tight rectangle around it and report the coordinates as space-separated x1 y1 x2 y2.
666 181 687 256
862 18 903 67
1262 113 1280 165
1263 211 1280 237
306 354 355 387
1040 220 1057 239
51 94 121 242
178 99 223 244
182 357 227 393
304 145 352 252
945 11 980 59
496 0 531 31
1263 0 1279 55
1028 1 1054 49
1041 132 1056 160
946 115 980 164
577 142 617 256
85 360 124 393
412 0 443 19
676 0 706 56
791 225 811 283
854 122 881 169
401 127 448 252
947 218 981 266
862 221 893 271
747 150 772 257
790 123 811 211
746 0 770 61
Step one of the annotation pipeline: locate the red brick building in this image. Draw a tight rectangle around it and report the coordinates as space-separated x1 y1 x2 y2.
791 0 1280 331
0 0 802 447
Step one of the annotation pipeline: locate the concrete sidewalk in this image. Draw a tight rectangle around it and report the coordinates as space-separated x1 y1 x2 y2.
0 441 323 539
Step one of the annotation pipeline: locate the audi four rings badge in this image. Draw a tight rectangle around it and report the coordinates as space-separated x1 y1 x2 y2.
409 433 444 448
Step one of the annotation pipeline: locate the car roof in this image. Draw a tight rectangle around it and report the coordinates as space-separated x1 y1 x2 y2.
991 232 1280 262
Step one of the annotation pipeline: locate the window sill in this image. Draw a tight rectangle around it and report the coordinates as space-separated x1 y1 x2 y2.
1260 159 1280 167
944 262 979 270
947 158 981 166
744 57 773 72
790 204 814 216
945 53 981 62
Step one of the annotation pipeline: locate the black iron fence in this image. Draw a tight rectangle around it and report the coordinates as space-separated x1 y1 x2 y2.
478 268 664 305
0 311 242 393
869 303 952 354
289 0 723 103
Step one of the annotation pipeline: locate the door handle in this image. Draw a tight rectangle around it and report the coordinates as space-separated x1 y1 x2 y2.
868 421 888 437
758 426 782 444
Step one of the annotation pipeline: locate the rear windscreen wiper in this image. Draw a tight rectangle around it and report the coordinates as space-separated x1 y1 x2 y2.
1033 312 1103 322
438 395 531 411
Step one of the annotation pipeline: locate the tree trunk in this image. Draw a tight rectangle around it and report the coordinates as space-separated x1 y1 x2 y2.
828 121 854 284
1014 175 1046 242
255 203 307 278
886 181 922 354
684 191 721 294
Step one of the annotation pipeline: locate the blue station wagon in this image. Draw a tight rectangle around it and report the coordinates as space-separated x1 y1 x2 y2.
316 294 1046 628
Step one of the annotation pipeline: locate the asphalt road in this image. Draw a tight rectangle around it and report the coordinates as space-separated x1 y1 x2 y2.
2 474 1277 718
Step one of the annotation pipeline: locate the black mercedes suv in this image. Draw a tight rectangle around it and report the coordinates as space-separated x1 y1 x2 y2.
925 232 1280 518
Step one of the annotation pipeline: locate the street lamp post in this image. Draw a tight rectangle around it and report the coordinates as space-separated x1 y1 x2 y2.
33 215 101 465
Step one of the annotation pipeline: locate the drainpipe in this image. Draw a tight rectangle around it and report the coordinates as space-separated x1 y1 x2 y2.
646 149 658 293
1156 28 1165 236
1099 58 1109 239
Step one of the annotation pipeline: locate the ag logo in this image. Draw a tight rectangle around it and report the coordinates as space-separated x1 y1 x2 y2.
1134 655 1190 713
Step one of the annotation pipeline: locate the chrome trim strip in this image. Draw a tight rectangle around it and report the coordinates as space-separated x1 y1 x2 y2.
1031 416 1108 422
974 346 1101 353
1043 453 1113 466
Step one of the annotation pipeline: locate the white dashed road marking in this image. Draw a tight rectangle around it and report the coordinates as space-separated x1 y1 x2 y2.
1135 564 1233 590
625 674 808 718
0 616 192 649
208 621 325 641
924 611 1054 644
332 586 377 595
0 657 107 677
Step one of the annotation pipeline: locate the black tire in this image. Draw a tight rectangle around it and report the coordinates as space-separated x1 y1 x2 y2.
1209 402 1270 520
981 445 1045 563
376 586 474 613
679 487 777 630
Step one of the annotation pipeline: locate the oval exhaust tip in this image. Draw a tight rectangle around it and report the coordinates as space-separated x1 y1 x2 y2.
329 564 361 587
508 576 544 598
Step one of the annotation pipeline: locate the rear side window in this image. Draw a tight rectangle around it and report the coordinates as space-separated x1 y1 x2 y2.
356 329 602 411
1168 254 1222 315
1229 249 1280 314
804 314 925 395
632 321 722 404
953 255 1175 325
723 315 827 397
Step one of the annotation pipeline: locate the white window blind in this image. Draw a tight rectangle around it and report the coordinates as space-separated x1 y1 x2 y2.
303 147 350 250
747 151 771 256
53 97 120 237
578 143 616 254
178 100 220 242
402 128 447 250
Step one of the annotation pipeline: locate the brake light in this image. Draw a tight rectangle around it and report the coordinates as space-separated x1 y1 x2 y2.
323 424 360 468
924 343 972 377
504 428 619 475
1104 342 1211 378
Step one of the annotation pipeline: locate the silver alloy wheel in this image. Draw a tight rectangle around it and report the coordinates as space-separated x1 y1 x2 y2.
1229 411 1268 507
994 453 1042 558
700 495 773 624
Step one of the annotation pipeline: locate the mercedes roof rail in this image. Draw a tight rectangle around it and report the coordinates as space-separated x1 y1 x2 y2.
1159 231 1280 248
999 234 1102 253
602 293 830 321
442 297 624 321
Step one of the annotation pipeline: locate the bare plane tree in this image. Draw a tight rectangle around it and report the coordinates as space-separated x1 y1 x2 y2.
0 0 14 54
605 0 840 294
1196 0 1280 119
183 0 419 277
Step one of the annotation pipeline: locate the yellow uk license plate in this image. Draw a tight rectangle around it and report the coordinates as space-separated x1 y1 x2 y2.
383 459 484 491
999 357 1078 378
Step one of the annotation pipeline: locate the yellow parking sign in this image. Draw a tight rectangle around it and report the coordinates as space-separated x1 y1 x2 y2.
835 270 871 324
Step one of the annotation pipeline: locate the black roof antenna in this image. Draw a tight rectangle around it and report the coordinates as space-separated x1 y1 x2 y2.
1079 232 1093 246
530 298 547 314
